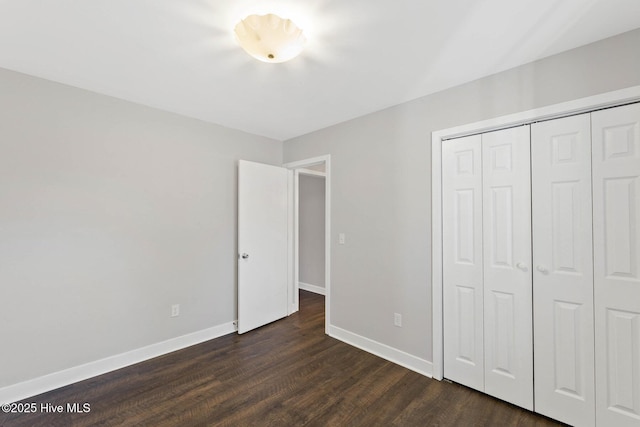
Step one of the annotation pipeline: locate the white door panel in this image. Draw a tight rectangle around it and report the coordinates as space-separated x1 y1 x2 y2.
482 126 533 410
238 160 290 334
592 103 640 427
443 134 485 391
532 114 595 427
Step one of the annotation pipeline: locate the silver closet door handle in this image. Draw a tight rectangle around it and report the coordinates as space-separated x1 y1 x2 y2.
241 253 249 259
516 262 528 271
536 265 549 274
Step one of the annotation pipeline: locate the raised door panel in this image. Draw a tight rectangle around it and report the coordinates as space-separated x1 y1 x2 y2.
593 103 640 427
442 135 484 391
482 126 533 410
531 114 595 427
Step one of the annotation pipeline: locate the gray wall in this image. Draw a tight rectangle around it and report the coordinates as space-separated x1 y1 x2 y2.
0 67 282 387
283 28 640 363
2 26 640 390
299 174 325 288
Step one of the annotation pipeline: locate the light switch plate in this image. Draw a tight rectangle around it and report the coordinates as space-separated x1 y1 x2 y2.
394 313 402 327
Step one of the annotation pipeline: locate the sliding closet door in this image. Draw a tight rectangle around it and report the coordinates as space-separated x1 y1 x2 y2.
532 114 595 427
482 126 533 410
592 103 640 427
442 134 485 391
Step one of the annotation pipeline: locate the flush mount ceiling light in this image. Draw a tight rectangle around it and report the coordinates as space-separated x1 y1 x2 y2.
234 13 306 63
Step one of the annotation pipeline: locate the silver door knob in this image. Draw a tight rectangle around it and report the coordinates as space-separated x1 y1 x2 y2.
536 265 549 274
516 262 528 271
241 253 249 259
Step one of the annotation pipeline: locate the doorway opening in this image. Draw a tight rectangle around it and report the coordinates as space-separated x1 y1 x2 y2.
284 155 331 334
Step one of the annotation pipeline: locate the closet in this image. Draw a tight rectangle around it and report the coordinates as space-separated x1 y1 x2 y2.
442 102 640 427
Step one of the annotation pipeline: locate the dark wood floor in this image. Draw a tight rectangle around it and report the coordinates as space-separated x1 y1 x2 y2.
1 291 564 426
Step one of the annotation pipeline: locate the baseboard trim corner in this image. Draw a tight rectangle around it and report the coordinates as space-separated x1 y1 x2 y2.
0 321 237 405
328 325 433 378
298 282 326 295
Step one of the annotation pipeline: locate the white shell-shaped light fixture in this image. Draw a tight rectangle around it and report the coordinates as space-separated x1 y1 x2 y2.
234 14 306 63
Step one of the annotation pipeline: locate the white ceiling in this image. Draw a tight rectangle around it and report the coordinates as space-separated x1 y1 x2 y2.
1 0 639 140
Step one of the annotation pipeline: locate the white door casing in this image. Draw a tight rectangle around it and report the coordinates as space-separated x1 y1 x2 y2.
532 114 595 427
481 126 533 410
592 103 640 427
442 134 485 391
237 160 291 334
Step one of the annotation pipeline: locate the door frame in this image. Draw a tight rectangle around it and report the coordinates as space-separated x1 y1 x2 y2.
284 155 331 334
431 85 640 380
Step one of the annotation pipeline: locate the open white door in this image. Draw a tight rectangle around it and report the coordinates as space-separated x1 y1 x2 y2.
238 160 291 334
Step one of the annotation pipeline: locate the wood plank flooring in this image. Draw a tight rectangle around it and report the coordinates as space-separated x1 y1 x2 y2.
1 291 564 426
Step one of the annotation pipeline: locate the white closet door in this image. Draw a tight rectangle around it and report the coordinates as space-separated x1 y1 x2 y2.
482 126 533 410
532 114 595 427
592 103 640 427
442 134 484 391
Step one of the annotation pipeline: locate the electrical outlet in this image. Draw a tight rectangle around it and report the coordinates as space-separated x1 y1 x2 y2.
171 304 180 317
338 233 346 244
394 313 402 327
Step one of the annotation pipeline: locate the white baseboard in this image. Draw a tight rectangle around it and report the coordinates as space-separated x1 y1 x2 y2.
298 282 326 295
328 325 433 378
0 321 237 405
1 321 432 404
